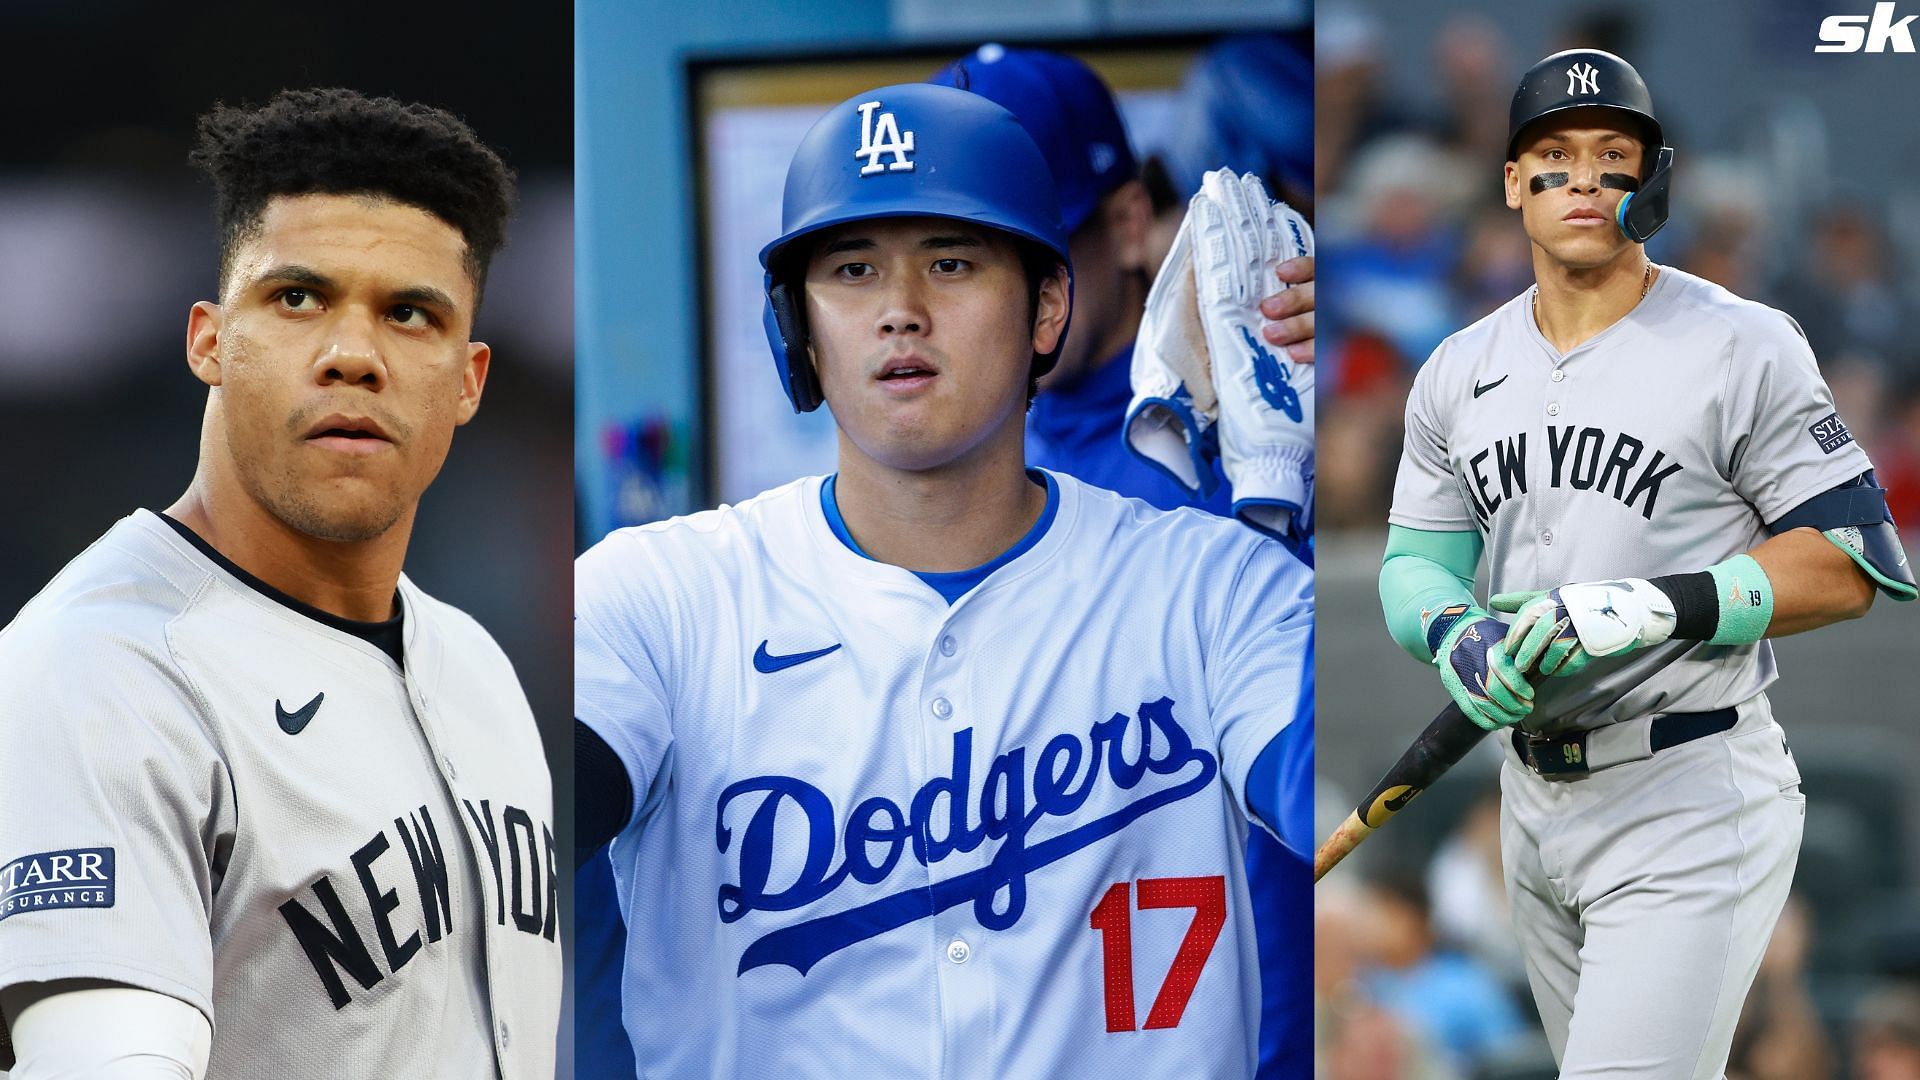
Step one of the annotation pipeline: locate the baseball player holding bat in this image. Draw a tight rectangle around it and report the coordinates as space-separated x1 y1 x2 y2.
574 83 1311 1078
0 91 561 1078
1376 50 1916 1078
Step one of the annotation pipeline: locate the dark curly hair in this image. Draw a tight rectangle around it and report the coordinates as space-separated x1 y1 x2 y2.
190 88 516 302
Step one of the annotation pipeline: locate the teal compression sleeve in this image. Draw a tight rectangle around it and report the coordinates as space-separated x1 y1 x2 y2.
1380 525 1484 661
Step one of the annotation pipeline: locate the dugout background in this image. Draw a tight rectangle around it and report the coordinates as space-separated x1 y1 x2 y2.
1315 2 1920 1077
0 4 576 1075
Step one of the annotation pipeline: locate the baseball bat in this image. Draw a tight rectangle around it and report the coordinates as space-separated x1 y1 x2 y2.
1313 701 1489 882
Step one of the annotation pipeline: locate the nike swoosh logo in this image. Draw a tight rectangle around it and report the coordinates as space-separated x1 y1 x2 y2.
276 692 325 735
753 641 842 674
1473 375 1509 398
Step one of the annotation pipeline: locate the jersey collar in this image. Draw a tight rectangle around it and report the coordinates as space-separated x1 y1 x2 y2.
145 509 407 664
1524 261 1677 363
800 469 1077 606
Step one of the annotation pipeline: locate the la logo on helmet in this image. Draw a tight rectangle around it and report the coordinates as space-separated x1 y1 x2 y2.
855 101 915 176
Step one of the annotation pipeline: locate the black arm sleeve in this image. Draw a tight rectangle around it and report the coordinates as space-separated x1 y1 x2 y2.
575 719 634 868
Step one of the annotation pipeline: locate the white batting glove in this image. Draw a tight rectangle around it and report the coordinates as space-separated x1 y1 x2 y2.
1192 170 1315 540
1124 208 1220 496
1547 579 1677 657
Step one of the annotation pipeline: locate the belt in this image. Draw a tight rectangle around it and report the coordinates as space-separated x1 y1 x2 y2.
1511 707 1739 777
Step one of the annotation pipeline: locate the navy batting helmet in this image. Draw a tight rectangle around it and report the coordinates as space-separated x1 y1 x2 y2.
759 83 1073 413
1506 49 1674 244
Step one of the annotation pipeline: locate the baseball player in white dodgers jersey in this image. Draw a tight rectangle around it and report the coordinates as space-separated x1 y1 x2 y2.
0 90 561 1079
574 84 1311 1078
1379 50 1917 1078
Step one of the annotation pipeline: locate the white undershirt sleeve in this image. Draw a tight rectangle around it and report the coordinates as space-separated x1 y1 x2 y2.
1 982 211 1080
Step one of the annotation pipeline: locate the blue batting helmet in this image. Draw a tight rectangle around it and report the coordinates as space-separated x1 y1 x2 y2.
758 83 1072 413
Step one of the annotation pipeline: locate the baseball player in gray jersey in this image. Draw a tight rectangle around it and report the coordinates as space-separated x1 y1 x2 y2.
0 90 560 1078
1380 50 1917 1078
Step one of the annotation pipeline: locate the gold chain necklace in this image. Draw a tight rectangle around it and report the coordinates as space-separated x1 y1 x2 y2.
1534 261 1655 320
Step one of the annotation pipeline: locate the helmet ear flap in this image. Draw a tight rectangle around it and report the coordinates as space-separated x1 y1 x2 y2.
767 280 824 413
1616 145 1674 244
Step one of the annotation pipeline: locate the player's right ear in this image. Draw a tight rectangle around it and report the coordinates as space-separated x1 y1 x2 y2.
185 300 225 388
1031 264 1070 357
1504 161 1524 211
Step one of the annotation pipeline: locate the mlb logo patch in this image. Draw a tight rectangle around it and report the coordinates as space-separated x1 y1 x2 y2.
1809 412 1854 455
0 847 115 922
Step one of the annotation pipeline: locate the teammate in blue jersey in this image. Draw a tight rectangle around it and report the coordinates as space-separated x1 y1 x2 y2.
575 83 1311 1078
930 45 1316 1078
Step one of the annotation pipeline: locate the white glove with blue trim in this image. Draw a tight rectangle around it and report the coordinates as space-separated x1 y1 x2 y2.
1124 209 1220 496
1194 170 1314 542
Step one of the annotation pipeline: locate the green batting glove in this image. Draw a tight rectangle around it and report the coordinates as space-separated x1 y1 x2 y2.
1426 603 1535 731
1492 589 1596 678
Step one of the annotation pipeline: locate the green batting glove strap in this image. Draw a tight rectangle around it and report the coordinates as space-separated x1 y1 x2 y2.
1649 554 1773 646
1424 602 1477 656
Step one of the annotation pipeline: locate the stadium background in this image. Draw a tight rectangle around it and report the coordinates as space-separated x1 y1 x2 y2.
0 4 575 1076
1314 2 1920 1078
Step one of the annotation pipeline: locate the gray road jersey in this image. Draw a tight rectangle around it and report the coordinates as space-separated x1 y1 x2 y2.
1391 267 1873 732
0 512 560 1078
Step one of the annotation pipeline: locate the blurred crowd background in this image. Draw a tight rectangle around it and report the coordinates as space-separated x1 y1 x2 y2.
0 4 575 1075
1315 2 1920 1078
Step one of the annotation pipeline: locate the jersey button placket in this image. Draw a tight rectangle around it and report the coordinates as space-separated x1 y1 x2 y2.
928 628 958 722
925 619 990 1078
1538 365 1569 578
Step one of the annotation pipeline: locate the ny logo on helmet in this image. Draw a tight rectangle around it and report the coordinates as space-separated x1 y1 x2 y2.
1566 62 1600 95
855 100 915 176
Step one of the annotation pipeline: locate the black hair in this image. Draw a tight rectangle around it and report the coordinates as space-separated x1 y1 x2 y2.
190 88 516 301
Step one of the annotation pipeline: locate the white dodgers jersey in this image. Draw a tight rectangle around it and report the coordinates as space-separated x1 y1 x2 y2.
0 511 561 1078
576 471 1312 1079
